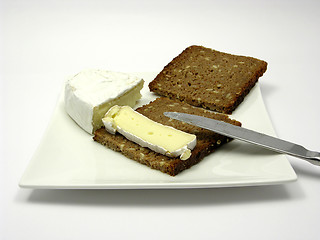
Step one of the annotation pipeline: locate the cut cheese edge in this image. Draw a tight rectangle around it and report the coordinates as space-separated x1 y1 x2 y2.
64 69 144 134
102 105 197 160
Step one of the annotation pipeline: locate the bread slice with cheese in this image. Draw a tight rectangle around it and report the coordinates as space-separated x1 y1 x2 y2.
93 97 241 176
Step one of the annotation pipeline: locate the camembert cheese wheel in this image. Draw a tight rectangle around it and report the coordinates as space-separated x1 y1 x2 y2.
64 69 144 134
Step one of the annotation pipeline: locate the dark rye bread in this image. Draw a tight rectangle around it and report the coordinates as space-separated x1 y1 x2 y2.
149 45 267 114
93 97 241 176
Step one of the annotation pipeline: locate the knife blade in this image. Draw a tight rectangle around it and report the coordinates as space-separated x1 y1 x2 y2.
163 112 320 166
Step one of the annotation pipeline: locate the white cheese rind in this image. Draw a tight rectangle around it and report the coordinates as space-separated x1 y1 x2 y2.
64 69 144 134
102 105 197 160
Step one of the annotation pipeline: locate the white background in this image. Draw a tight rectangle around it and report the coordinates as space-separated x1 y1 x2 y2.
1 0 320 239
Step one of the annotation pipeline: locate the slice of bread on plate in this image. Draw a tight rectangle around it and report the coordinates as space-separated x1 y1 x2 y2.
94 97 241 176
149 45 267 114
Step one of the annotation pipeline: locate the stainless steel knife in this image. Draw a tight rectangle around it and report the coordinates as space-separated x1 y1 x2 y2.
163 112 320 166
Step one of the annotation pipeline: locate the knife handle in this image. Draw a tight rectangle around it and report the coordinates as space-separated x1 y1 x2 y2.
304 151 320 166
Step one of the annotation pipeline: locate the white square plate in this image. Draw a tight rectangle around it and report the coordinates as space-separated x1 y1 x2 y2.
19 72 297 189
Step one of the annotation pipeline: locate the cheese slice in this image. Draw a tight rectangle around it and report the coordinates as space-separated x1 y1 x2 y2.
102 105 197 160
64 69 144 134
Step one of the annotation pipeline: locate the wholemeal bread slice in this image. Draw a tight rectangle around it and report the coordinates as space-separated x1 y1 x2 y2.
93 97 241 176
149 45 267 114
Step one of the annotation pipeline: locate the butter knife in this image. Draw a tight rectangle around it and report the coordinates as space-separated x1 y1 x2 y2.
164 112 320 166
